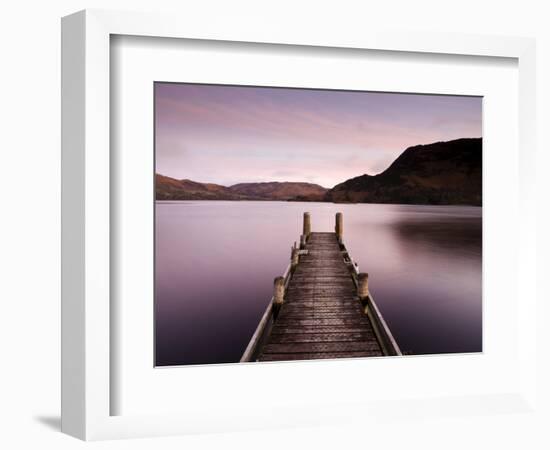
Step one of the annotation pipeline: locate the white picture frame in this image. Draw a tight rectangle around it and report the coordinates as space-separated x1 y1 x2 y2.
61 9 537 441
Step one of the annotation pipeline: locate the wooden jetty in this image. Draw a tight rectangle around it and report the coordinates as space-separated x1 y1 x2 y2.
241 212 401 362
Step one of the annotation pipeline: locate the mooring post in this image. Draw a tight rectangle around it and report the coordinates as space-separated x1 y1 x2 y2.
335 212 343 243
291 246 299 269
273 276 285 315
303 212 311 238
357 272 369 301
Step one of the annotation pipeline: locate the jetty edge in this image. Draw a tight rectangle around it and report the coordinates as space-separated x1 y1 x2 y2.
240 212 401 362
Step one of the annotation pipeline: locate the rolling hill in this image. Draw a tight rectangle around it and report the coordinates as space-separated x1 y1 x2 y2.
155 174 328 201
229 182 327 201
325 138 482 206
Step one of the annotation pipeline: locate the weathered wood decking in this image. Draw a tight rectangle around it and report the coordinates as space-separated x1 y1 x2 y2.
259 232 383 361
241 213 401 362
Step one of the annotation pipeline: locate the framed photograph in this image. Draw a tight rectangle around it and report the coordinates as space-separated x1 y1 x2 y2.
61 9 537 440
154 82 481 366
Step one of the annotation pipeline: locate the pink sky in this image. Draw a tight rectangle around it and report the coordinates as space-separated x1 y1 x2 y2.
155 83 482 188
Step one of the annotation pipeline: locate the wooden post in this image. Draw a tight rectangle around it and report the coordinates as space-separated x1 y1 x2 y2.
291 247 299 268
357 272 369 300
299 234 306 249
273 276 285 308
335 212 343 243
303 212 311 238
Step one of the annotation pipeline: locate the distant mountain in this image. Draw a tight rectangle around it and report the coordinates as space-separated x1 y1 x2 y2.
155 174 327 201
325 138 482 206
229 182 327 201
155 174 248 200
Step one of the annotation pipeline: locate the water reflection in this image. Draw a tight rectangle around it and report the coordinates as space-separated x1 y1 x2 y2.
391 209 481 255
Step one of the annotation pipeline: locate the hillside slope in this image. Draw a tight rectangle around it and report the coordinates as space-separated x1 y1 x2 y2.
156 174 327 201
229 182 327 201
325 138 482 206
155 174 249 200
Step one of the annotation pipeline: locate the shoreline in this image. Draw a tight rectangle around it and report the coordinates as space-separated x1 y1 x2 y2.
155 199 483 208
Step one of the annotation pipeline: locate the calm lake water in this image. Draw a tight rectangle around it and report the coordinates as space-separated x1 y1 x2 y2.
155 201 482 366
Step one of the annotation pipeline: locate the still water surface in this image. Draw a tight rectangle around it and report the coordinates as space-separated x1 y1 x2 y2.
155 201 482 366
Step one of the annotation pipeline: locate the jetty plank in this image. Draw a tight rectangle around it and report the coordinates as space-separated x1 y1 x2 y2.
259 352 376 361
257 232 384 361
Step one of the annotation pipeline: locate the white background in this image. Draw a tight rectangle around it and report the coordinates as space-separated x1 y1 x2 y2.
0 0 548 449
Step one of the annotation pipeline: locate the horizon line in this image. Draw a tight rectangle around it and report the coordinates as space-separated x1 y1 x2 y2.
155 136 482 188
